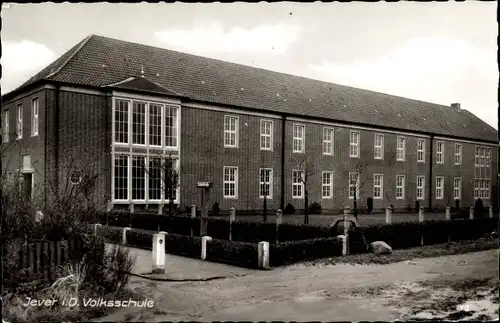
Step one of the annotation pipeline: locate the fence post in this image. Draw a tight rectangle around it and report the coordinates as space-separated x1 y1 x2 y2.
445 206 450 221
190 205 197 237
258 241 270 269
122 227 131 245
419 206 425 222
201 236 212 260
152 232 166 274
130 203 135 214
343 206 350 255
229 207 235 241
276 209 283 243
469 206 474 220
158 204 163 215
385 206 392 224
94 223 102 235
489 206 493 218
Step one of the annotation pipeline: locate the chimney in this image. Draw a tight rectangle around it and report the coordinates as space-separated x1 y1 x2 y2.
451 103 461 110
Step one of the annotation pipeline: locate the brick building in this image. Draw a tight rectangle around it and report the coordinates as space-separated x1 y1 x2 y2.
1 34 498 213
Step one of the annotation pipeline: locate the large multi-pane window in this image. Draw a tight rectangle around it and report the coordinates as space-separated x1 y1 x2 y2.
31 98 39 136
475 146 491 200
349 172 359 199
454 177 461 200
374 134 384 159
223 166 238 198
350 131 360 158
165 106 178 148
417 139 425 163
373 174 383 199
416 176 425 200
259 168 273 198
475 179 491 200
224 116 238 147
396 175 405 199
114 155 129 200
475 147 480 166
474 180 480 199
436 176 444 199
17 104 23 139
396 136 406 161
292 170 304 198
2 109 9 142
149 104 162 146
454 144 462 165
293 124 305 153
115 100 129 143
148 157 162 200
132 102 146 145
322 171 333 198
323 127 334 155
131 156 146 200
163 158 179 202
436 141 444 164
260 120 273 150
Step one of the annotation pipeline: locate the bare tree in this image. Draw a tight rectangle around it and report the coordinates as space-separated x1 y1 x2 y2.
296 156 319 225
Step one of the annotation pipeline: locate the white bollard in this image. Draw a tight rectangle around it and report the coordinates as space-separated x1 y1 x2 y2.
130 203 135 214
258 241 270 269
94 223 102 235
419 207 425 222
469 206 474 220
489 206 493 218
229 207 235 240
191 205 196 218
122 227 131 245
157 204 163 215
35 211 44 222
385 207 392 224
152 233 166 274
337 235 347 256
201 236 212 260
445 206 450 221
276 209 283 243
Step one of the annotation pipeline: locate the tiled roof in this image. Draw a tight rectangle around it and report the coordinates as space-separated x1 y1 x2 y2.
5 34 497 142
103 76 182 97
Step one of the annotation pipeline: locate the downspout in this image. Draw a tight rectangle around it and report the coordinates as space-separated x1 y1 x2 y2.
54 86 60 197
428 135 434 210
44 90 48 208
280 115 286 210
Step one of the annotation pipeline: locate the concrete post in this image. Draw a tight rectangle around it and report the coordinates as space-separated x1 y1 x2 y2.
229 207 235 240
106 201 113 212
201 236 212 260
385 206 392 224
276 209 283 243
419 207 425 222
122 227 131 245
93 223 102 235
130 203 135 214
469 206 474 220
152 232 166 274
157 204 163 215
338 235 347 256
489 206 493 218
191 205 196 218
258 241 270 269
343 206 350 254
445 206 451 221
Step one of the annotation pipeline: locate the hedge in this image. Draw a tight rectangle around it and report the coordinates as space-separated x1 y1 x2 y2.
270 237 343 267
96 225 122 244
206 239 259 269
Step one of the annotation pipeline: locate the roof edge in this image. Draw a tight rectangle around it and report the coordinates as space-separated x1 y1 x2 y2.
46 34 94 79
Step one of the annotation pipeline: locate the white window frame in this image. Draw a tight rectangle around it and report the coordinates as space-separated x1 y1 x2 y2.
348 172 360 199
436 141 444 164
260 119 273 151
148 103 163 147
223 166 238 198
396 136 406 161
293 124 305 153
164 105 179 149
322 171 333 199
147 156 162 202
484 180 491 199
349 131 360 158
292 170 304 199
454 143 462 165
474 180 480 199
3 109 9 142
374 133 384 160
113 155 129 201
453 177 461 200
259 168 273 199
224 116 239 148
480 147 485 167
31 98 39 137
132 101 147 146
485 148 491 167
417 139 425 163
131 155 147 201
322 127 334 155
114 99 130 144
16 104 23 140
475 147 480 166
435 176 444 200
373 174 383 199
396 175 405 200
416 175 425 200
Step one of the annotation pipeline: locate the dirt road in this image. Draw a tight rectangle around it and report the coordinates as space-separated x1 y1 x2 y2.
96 249 499 321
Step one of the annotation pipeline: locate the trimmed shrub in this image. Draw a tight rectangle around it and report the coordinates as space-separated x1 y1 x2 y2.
97 226 123 244
230 221 275 243
367 197 373 214
165 234 202 258
206 239 259 269
207 218 231 240
475 198 484 213
284 203 296 215
455 199 460 210
415 201 420 213
308 202 322 214
211 202 221 217
270 237 343 267
126 229 154 249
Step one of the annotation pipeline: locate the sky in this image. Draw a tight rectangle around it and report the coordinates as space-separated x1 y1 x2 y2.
1 2 498 129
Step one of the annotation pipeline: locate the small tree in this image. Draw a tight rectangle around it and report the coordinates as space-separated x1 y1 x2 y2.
146 154 180 220
296 156 319 225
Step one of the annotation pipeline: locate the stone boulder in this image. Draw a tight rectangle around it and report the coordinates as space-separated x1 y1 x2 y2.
370 241 392 255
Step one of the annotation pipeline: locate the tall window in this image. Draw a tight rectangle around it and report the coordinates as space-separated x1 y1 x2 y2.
131 156 146 200
416 176 425 200
322 171 333 198
323 127 334 155
260 120 273 150
31 98 39 136
149 104 162 146
373 174 383 199
453 177 461 200
165 105 178 147
474 180 480 199
396 175 405 199
454 144 462 165
350 131 360 158
259 168 273 198
396 136 406 161
293 124 305 153
485 148 491 167
115 100 129 143
435 176 444 199
349 172 359 199
475 147 480 166
480 148 485 167
223 166 238 198
16 104 23 139
224 116 238 148
436 141 444 164
2 109 9 142
114 155 128 200
374 134 384 159
485 180 491 199
148 157 162 200
163 158 179 202
417 139 425 163
292 170 304 198
132 102 146 145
